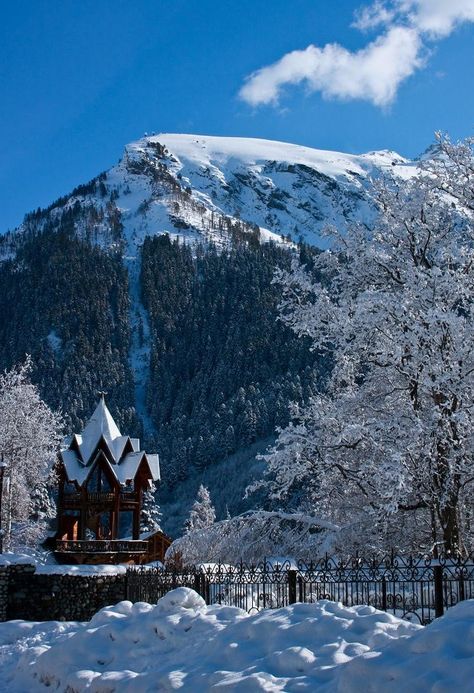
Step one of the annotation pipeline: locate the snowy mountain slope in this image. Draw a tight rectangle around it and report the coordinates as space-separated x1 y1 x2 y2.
116 133 415 249
6 133 416 257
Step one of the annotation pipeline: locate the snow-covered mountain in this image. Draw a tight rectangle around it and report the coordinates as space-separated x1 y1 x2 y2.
115 134 416 250
0 134 422 533
10 134 416 256
129 134 414 247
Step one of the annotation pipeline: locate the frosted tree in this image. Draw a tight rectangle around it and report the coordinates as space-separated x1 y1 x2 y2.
0 358 63 551
140 483 162 534
259 135 474 556
170 510 338 564
185 484 216 533
29 481 56 523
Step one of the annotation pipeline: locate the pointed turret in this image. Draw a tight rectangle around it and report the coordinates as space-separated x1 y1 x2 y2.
59 397 160 485
77 396 122 465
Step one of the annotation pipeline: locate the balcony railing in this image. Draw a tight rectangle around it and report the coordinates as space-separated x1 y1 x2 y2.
56 539 149 554
61 491 139 505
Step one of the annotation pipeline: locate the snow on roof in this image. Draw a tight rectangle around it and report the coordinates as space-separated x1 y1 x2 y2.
60 449 90 485
146 454 160 482
114 452 144 484
60 398 160 485
110 435 130 462
78 397 122 464
114 452 160 484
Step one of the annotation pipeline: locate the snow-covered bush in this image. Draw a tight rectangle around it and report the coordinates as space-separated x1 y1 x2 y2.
169 510 337 564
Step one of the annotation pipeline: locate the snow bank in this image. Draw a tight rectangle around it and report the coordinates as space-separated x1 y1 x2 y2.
1 589 473 691
0 552 36 566
0 556 161 576
330 599 474 692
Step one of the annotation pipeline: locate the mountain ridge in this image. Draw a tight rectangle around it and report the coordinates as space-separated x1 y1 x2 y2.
3 133 417 255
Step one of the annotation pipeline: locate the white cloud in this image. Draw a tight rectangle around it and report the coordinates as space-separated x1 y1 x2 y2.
352 1 396 30
353 0 474 36
239 27 422 108
401 0 474 37
239 0 474 108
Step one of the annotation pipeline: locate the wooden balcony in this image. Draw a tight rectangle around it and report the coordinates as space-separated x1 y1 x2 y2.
61 491 139 509
56 539 149 554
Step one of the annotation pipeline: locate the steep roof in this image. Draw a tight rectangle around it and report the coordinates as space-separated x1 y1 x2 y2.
77 397 122 465
59 397 160 485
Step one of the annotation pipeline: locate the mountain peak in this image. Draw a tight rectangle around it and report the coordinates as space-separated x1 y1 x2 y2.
7 133 417 255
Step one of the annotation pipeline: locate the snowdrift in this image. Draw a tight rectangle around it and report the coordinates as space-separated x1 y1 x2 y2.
1 589 473 691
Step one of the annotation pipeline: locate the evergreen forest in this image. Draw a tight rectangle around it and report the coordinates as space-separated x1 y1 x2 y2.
0 224 325 526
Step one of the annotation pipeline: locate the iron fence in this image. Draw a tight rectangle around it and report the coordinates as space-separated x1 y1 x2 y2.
126 553 474 624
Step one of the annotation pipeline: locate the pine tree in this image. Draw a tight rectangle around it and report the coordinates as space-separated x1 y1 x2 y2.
185 485 216 533
140 483 162 534
29 481 56 522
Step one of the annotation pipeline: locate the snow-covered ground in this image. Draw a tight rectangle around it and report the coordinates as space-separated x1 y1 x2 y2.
1 587 472 691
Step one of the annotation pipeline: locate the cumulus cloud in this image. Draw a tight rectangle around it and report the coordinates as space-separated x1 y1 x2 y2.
239 27 422 108
352 1 397 31
402 0 474 37
239 0 474 108
356 0 474 37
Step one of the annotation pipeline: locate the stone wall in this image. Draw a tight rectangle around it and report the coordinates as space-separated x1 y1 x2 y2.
0 564 128 622
0 566 9 621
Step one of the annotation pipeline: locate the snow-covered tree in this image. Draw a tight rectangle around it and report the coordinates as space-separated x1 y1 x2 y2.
258 135 474 556
0 358 63 551
29 481 56 522
168 510 338 564
140 483 162 534
185 484 216 533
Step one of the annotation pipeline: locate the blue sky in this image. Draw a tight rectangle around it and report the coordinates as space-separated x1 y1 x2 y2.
1 0 473 231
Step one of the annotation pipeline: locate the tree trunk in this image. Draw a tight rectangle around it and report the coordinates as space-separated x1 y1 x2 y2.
438 499 462 555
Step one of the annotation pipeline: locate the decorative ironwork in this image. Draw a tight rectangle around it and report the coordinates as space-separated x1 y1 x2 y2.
126 553 474 624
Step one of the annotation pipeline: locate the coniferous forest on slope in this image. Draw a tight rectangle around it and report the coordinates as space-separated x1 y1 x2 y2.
140 235 324 488
0 226 137 433
0 225 326 525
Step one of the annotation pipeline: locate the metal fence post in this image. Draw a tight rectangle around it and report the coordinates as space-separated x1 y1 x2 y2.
433 565 444 618
381 576 387 612
125 569 130 601
459 573 465 602
298 574 304 603
194 573 202 599
288 569 297 604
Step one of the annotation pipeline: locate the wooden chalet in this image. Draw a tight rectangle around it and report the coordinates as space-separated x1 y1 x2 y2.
55 395 171 564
